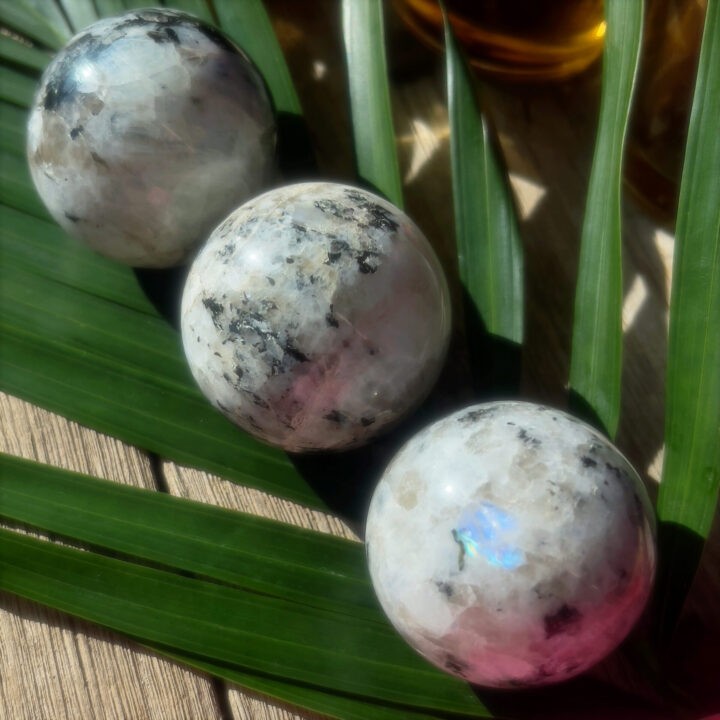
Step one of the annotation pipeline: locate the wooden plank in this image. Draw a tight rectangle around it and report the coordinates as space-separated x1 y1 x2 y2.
162 461 357 720
0 393 223 720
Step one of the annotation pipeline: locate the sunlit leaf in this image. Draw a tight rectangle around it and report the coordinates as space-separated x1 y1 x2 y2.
341 0 403 206
0 453 376 620
569 0 644 437
656 0 720 641
0 527 491 716
443 9 524 349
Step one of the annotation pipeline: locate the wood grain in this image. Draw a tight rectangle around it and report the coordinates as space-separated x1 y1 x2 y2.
1 1 717 718
0 394 224 720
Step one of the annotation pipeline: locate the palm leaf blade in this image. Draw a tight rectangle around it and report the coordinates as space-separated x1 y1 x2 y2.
0 452 376 619
444 12 524 348
0 527 490 716
569 0 643 437
656 0 720 638
341 0 403 206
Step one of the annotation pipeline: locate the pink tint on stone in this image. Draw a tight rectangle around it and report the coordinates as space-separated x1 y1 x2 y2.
366 402 657 687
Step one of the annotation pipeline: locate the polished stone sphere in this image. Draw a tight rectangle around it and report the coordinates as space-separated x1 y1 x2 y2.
181 182 451 452
366 401 657 687
27 8 276 267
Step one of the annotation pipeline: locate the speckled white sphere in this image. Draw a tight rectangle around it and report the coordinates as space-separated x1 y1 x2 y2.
366 401 656 688
27 8 275 267
181 182 451 452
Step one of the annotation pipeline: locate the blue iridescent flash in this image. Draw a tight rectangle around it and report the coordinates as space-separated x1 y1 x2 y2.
453 502 525 570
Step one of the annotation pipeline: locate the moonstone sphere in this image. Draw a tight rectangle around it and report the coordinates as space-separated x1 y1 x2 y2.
181 182 451 452
366 401 656 687
26 9 275 267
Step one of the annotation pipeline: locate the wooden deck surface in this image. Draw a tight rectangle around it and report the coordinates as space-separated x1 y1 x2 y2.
1 2 718 718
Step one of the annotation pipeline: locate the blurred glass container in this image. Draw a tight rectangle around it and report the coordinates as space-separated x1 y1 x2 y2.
392 0 606 81
625 0 707 223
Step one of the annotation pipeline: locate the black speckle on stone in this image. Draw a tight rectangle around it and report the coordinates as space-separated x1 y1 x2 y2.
222 372 233 385
219 242 235 258
435 581 454 598
90 151 109 168
444 654 468 678
216 400 229 413
326 238 350 264
147 25 180 44
533 666 556 682
291 222 307 236
452 529 466 571
213 351 221 357
285 257 294 264
315 198 355 222
518 428 541 447
605 462 625 481
69 125 83 139
193 19 240 55
233 365 244 380
356 250 380 274
325 306 339 328
64 212 80 223
457 407 494 424
581 456 597 468
250 392 269 409
344 188 399 232
202 296 224 329
324 409 347 424
284 343 309 363
543 604 581 638
266 276 275 286
246 414 264 431
507 421 516 426
360 416 375 427
532 583 553 600
507 679 526 688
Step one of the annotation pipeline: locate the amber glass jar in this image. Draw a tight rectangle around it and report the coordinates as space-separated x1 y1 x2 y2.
625 0 707 222
392 0 606 81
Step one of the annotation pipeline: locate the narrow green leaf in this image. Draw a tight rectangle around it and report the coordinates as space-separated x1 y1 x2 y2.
0 209 318 510
57 0 98 32
214 0 301 115
0 65 37 107
0 326 316 507
168 0 215 24
341 0 402 206
18 0 72 39
92 0 126 16
0 103 28 155
0 150 48 217
0 453 378 620
0 204 155 312
569 0 644 438
159 648 447 720
656 0 720 638
0 35 51 72
0 529 490 716
443 10 524 346
0 1 69 48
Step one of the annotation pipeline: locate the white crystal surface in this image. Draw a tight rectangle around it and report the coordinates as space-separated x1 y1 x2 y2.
181 182 451 452
366 401 656 687
26 9 275 267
